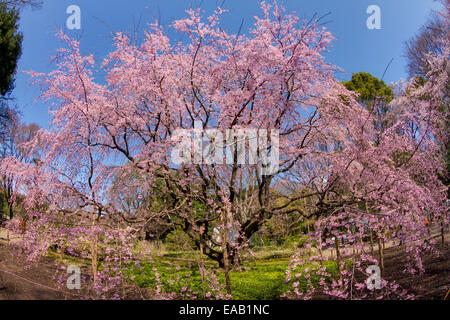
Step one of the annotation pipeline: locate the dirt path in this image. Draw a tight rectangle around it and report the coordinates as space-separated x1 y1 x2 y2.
0 241 70 300
314 235 450 300
381 237 450 299
0 228 22 244
0 229 162 300
0 226 70 299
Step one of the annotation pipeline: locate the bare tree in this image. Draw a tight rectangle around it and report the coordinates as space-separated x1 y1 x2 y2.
404 4 448 78
0 102 13 143
0 111 39 220
0 0 42 10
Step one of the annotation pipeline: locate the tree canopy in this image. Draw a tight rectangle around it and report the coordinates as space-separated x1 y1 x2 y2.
343 72 394 107
0 2 22 97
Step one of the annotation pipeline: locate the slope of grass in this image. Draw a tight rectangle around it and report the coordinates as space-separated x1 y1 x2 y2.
127 250 340 300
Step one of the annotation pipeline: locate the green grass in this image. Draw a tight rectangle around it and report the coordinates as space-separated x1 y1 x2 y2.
228 259 289 299
45 240 342 300
126 250 341 300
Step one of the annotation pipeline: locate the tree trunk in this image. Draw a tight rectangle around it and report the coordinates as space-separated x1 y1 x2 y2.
318 237 323 267
335 237 341 264
7 202 13 220
91 216 99 283
92 233 99 282
378 237 384 277
219 209 232 297
199 243 205 279
335 237 343 287
370 232 374 256
199 226 206 295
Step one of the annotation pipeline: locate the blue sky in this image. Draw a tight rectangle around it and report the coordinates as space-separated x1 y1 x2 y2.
12 0 443 128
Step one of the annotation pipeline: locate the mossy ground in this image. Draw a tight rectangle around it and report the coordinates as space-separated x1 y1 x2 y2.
127 247 340 300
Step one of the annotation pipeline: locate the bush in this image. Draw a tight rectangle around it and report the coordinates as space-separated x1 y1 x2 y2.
297 235 309 248
164 227 196 251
